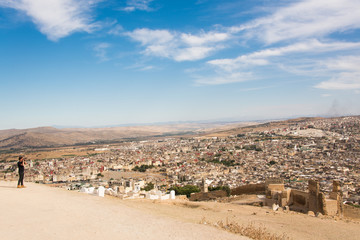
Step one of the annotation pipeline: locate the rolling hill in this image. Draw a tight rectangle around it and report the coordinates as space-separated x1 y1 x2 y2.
0 122 257 149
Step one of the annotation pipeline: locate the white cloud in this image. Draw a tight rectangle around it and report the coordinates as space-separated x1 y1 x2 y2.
316 80 360 90
315 72 360 90
93 42 111 62
237 0 360 44
195 39 360 86
140 65 154 71
208 40 360 72
125 28 175 58
321 56 360 72
181 32 229 46
195 71 254 86
121 0 153 12
315 56 360 90
127 28 174 45
174 47 215 61
0 0 99 41
108 24 123 36
126 28 229 61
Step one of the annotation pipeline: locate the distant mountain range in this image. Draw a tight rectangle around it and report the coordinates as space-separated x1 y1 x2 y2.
0 122 257 150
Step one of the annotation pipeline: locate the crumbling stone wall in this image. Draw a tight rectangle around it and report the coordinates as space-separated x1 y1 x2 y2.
307 180 328 215
265 183 288 207
329 180 343 216
308 179 319 213
318 192 327 215
265 178 284 188
189 190 227 201
289 189 309 213
230 183 265 195
343 204 360 219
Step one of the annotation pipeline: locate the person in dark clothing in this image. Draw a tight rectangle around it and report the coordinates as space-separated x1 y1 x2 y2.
17 156 26 188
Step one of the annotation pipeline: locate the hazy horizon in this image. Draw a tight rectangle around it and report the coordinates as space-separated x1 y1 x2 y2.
1 113 358 131
1 0 360 130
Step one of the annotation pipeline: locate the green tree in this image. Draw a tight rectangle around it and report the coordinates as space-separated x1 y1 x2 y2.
132 164 154 172
169 185 200 197
142 182 154 191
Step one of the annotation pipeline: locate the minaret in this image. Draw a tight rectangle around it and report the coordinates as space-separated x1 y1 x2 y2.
201 178 208 193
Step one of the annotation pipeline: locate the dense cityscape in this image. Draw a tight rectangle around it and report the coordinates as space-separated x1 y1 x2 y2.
1 116 359 201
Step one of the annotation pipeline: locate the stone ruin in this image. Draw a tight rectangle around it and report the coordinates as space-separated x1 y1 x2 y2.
264 178 344 217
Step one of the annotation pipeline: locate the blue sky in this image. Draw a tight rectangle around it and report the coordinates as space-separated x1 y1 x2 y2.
1 0 360 129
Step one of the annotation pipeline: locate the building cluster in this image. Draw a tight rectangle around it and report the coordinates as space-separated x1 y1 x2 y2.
1 116 359 201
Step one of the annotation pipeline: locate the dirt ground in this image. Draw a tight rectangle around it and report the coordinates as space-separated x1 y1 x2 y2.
120 196 360 240
0 181 247 240
1 181 359 240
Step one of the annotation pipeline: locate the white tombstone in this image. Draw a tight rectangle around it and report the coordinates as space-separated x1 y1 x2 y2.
88 187 95 194
161 194 170 200
157 190 163 199
98 186 105 197
149 194 159 200
134 185 141 192
170 190 176 200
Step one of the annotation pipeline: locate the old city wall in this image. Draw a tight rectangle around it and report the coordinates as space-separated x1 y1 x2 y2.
265 178 284 187
343 204 360 220
230 183 265 195
189 190 227 201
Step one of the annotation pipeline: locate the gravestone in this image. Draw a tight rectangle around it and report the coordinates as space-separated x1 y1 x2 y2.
98 186 105 197
170 190 175 200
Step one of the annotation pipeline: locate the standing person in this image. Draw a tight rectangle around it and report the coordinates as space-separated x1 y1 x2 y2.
17 156 26 188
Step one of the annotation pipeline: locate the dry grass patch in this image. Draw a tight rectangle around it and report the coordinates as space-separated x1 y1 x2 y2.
180 202 201 209
200 217 291 240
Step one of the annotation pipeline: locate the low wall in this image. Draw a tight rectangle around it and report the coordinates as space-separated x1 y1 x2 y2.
189 190 227 201
231 183 265 195
344 204 360 219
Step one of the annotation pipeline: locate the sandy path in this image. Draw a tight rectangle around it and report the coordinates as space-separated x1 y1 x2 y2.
0 181 247 240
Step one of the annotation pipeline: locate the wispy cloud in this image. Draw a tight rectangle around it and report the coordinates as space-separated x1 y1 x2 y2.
194 71 255 86
108 24 123 36
140 65 154 71
303 55 360 90
122 1 360 88
315 72 360 90
93 42 111 62
198 39 360 86
208 40 360 71
121 0 153 12
234 0 360 44
0 0 100 41
126 28 230 61
193 0 360 86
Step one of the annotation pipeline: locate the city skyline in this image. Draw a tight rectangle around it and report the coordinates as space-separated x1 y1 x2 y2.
1 0 360 130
